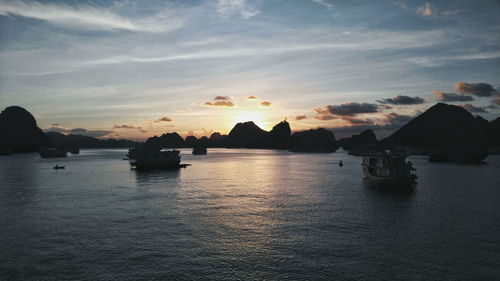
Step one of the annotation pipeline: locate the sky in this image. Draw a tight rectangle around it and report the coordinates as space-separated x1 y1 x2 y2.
0 0 499 140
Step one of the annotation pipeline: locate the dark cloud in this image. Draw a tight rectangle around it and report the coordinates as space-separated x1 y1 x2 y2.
294 115 307 121
432 90 474 102
51 123 60 126
455 82 498 97
341 116 374 125
154 117 173 122
247 96 257 99
204 101 235 107
70 128 114 137
377 95 425 105
315 102 379 120
458 104 487 113
328 112 416 139
260 101 271 106
214 96 230 100
113 124 136 129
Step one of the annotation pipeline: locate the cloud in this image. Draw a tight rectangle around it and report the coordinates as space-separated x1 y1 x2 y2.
113 124 136 129
416 2 437 16
377 95 425 105
315 103 380 119
204 96 235 107
217 0 259 19
260 101 271 107
458 104 487 113
384 112 414 126
68 128 114 137
341 116 374 125
432 90 474 102
0 0 181 32
154 117 173 122
393 1 407 10
204 101 235 107
51 123 60 126
455 82 498 97
311 0 333 10
294 115 307 121
247 96 258 100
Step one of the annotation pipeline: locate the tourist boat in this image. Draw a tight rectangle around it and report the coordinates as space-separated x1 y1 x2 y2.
192 146 207 155
128 146 187 170
428 147 488 163
362 150 417 185
53 165 65 170
39 148 67 158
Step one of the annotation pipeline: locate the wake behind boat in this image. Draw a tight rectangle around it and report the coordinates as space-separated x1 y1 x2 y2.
362 150 417 186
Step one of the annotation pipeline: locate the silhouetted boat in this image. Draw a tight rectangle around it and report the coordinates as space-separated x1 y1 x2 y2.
339 160 343 167
362 150 417 185
192 146 207 155
53 165 65 170
128 146 185 170
428 147 488 163
39 148 67 158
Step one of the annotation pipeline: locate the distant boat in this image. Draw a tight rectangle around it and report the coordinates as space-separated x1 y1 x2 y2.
192 146 207 155
428 147 488 163
128 146 186 170
53 165 65 170
40 148 67 158
339 160 343 167
362 150 417 185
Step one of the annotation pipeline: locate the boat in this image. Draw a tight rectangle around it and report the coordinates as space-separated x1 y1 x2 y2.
53 165 65 170
362 150 417 185
39 148 67 158
339 160 343 167
428 147 488 163
192 146 207 155
128 146 186 170
0 148 12 156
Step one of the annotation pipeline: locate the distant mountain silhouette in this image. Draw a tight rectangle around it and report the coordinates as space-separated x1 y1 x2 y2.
223 121 271 148
0 106 51 152
269 121 291 149
208 132 226 147
381 103 491 148
490 117 500 146
342 129 377 150
145 132 185 149
46 132 140 148
290 128 339 152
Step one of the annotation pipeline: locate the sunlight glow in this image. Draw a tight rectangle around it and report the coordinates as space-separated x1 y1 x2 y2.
231 109 271 130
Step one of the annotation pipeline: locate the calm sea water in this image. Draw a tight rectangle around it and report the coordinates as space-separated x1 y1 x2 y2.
1 149 499 281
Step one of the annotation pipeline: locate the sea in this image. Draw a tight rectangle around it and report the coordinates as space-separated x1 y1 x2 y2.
1 149 499 281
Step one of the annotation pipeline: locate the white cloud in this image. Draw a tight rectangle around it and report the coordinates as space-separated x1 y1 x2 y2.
416 2 437 16
312 0 333 10
217 0 259 19
0 0 182 32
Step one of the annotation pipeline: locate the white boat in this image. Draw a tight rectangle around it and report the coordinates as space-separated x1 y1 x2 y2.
362 150 417 185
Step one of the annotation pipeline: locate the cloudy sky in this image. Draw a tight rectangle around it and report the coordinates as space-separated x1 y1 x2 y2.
0 0 499 140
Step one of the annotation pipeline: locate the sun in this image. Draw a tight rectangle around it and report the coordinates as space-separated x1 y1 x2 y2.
231 109 270 130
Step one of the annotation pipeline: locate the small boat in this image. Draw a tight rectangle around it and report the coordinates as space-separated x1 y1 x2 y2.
128 146 187 170
192 146 207 155
53 165 65 170
362 150 417 186
40 148 67 158
0 148 12 156
339 160 343 167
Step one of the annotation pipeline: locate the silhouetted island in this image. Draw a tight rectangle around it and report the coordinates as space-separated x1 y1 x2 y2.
381 103 491 148
341 129 377 155
0 106 51 152
289 128 339 152
46 132 141 149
